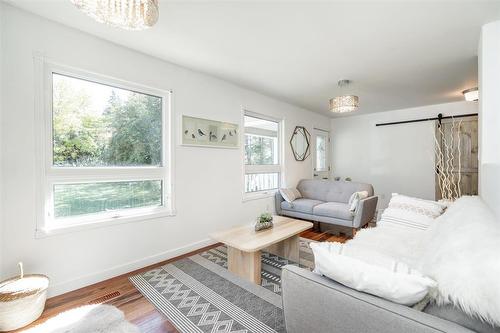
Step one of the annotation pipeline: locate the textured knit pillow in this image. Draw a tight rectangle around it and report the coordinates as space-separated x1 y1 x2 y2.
279 188 302 203
389 193 446 218
379 194 447 230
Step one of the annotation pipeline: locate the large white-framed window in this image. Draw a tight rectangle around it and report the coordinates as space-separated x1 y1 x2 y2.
35 59 174 236
243 110 283 199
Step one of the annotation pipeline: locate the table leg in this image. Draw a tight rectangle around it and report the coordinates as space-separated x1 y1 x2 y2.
227 247 261 285
264 234 300 263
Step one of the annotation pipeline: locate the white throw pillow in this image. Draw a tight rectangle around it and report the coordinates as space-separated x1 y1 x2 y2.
292 188 302 199
379 194 446 230
310 242 436 306
279 188 302 203
389 193 446 218
348 191 369 212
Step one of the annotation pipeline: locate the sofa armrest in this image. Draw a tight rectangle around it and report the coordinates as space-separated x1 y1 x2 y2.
352 195 378 228
281 265 473 333
275 191 284 215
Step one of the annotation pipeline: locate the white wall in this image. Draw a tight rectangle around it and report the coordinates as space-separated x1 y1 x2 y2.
0 2 3 280
331 101 478 210
0 4 329 295
478 20 500 218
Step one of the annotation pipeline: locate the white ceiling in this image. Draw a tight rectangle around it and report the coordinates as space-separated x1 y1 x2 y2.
6 0 500 117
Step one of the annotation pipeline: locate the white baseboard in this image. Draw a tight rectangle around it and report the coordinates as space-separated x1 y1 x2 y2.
47 238 217 297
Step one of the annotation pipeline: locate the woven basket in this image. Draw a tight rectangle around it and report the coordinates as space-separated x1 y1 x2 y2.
0 263 49 332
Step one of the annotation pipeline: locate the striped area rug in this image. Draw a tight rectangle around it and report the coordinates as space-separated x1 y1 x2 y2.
130 238 315 333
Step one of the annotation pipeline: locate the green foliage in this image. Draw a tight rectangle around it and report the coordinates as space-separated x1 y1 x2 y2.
52 78 162 167
258 213 273 223
245 135 275 165
104 91 162 166
54 180 162 218
53 79 104 165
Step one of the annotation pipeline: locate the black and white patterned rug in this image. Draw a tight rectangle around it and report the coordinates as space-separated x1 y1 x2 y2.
130 238 315 333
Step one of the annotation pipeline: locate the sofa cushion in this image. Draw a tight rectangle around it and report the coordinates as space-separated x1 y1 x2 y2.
297 179 373 203
313 202 353 221
281 198 324 214
424 303 500 333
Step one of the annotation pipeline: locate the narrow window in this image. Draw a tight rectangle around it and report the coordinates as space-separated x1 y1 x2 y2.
244 112 282 195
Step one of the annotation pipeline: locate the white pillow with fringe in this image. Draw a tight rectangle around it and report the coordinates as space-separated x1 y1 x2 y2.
379 194 446 230
348 191 369 212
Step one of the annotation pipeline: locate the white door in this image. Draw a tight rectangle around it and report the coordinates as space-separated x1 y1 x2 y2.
313 129 330 179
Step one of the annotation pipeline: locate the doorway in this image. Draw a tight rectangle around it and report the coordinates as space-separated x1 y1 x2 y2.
435 116 478 199
313 128 331 180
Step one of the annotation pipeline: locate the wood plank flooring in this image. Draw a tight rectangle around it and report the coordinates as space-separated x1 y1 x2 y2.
13 229 349 333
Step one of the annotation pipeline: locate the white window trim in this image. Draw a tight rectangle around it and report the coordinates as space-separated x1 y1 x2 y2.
242 109 284 201
34 54 175 238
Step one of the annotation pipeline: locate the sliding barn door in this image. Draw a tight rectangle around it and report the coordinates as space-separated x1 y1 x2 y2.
435 116 478 200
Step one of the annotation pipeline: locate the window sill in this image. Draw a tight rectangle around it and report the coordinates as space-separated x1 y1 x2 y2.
242 190 277 202
35 209 176 239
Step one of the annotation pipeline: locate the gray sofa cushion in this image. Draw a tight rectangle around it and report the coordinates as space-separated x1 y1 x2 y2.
313 202 353 221
297 179 374 203
281 198 324 214
282 265 474 333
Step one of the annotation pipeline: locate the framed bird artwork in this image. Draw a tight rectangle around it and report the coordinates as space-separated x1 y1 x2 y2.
181 115 239 148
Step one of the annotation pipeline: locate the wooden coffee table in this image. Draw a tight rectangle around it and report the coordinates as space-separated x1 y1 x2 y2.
210 216 313 284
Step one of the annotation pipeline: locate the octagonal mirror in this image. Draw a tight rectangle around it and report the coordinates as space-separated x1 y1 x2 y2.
290 126 311 161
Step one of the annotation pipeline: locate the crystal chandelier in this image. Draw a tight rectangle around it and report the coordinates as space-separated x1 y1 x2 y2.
329 79 359 113
70 0 159 31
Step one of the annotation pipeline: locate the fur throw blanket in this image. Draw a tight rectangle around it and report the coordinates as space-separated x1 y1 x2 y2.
418 196 500 326
25 304 139 333
349 196 500 326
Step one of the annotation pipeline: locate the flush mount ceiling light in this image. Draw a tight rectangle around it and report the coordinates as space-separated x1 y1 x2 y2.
462 87 479 102
70 0 159 31
329 79 359 113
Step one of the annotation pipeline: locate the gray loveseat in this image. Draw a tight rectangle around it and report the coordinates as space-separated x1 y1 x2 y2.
275 179 378 231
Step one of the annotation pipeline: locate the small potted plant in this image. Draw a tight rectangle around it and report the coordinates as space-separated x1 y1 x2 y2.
255 213 273 231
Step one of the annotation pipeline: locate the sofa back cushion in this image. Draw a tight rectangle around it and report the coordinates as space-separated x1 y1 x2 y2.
297 179 373 203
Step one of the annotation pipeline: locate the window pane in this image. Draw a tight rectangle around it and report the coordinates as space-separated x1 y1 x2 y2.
245 173 279 193
52 73 162 167
316 135 327 170
244 116 278 165
54 180 162 218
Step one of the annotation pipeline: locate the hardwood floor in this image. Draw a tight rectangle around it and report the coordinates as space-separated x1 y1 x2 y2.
300 228 350 243
13 243 220 333
13 230 350 333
